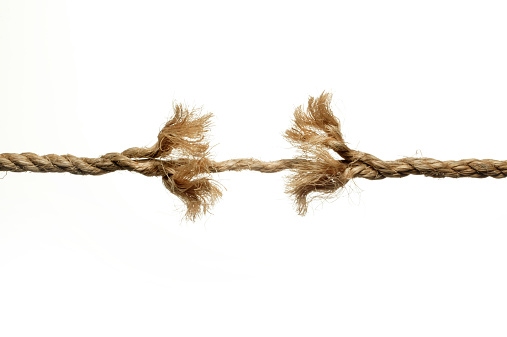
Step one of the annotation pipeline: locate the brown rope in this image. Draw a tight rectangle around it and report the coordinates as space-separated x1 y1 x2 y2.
2 154 505 180
3 153 506 182
1 93 505 220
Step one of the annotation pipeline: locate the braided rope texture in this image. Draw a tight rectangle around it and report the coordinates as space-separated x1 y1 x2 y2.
2 93 506 220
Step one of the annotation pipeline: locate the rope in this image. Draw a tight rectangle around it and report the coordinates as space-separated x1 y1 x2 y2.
1 93 505 220
3 154 505 179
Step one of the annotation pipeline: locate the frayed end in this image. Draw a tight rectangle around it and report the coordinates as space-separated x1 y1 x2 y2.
124 103 221 221
285 92 345 153
157 104 219 220
162 158 222 221
285 92 352 215
156 103 213 159
121 103 213 160
286 149 351 215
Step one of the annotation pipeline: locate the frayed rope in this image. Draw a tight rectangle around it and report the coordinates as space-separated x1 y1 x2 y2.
1 92 506 220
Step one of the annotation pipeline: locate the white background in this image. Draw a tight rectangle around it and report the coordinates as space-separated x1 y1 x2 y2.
1 1 507 336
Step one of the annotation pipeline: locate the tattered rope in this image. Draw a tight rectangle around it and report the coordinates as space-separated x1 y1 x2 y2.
2 92 506 220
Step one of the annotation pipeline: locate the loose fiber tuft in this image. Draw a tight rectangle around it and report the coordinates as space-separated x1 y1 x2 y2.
285 92 352 215
122 103 220 219
156 103 213 159
122 103 213 159
162 157 222 221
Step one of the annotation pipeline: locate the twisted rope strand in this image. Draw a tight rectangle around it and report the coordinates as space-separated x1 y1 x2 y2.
0 152 162 176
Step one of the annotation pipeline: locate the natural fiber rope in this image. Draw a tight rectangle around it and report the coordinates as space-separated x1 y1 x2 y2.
2 153 506 179
1 93 505 220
